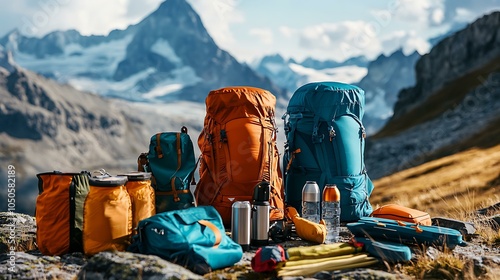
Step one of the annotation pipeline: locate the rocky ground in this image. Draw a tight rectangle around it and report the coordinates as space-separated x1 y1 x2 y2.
0 211 499 280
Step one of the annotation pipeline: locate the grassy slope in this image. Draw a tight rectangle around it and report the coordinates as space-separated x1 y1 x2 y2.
371 143 500 218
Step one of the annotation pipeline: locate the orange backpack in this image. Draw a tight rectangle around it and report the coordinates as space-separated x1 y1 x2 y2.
195 86 285 226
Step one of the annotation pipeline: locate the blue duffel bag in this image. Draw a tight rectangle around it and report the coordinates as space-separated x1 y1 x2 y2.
128 206 243 274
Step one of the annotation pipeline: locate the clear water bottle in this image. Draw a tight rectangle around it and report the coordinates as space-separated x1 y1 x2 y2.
322 184 341 243
302 181 320 223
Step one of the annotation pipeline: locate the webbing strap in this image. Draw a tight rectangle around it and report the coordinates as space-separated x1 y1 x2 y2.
284 112 299 155
314 143 329 187
257 118 268 181
198 220 221 248
221 127 232 181
285 148 301 172
156 189 190 196
203 118 219 186
155 133 163 158
313 117 332 183
170 178 180 202
176 133 181 169
329 121 342 176
168 130 183 184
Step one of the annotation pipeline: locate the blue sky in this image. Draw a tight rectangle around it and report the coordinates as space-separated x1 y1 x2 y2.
0 0 498 62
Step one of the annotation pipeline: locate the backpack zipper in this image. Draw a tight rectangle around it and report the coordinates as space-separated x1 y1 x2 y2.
329 121 342 176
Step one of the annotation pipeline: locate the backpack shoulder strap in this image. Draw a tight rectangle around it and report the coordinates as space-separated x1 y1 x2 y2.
169 127 187 181
312 116 332 186
155 133 163 159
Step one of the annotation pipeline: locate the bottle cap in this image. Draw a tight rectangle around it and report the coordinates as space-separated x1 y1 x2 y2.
232 201 251 208
253 181 271 203
302 181 320 202
323 184 340 202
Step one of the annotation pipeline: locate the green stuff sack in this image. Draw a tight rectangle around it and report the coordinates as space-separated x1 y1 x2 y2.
283 82 374 222
36 171 90 256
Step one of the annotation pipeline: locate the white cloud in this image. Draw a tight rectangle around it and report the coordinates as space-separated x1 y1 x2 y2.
279 26 295 38
0 0 497 63
431 8 445 25
403 35 431 55
4 0 163 37
249 28 273 44
442 0 500 24
389 0 499 28
187 0 243 46
298 21 383 61
381 31 431 56
392 0 446 26
126 0 164 21
0 0 245 48
454 8 475 22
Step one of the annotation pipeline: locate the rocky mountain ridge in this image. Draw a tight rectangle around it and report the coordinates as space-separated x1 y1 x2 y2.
253 50 420 135
299 55 369 70
355 49 420 134
0 48 206 215
391 12 500 122
252 53 369 96
366 11 500 179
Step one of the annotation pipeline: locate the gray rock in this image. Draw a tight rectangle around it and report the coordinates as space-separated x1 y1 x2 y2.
0 48 15 73
393 12 500 120
476 202 500 216
0 212 36 254
425 247 441 261
0 251 84 280
77 251 202 280
463 255 500 277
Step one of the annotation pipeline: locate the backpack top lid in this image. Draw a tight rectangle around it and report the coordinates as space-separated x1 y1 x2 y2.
89 175 128 187
288 82 366 121
205 86 276 124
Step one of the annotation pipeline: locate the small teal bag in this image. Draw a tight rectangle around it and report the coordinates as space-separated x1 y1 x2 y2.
145 126 197 212
128 206 243 274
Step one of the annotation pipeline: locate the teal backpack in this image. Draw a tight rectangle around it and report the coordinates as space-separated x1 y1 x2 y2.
283 82 374 222
141 126 197 213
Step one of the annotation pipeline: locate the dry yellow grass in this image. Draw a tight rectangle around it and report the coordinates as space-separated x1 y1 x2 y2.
371 144 500 219
401 252 466 280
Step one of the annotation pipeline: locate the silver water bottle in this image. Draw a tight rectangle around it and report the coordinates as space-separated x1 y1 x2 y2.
251 181 270 247
231 201 251 251
302 181 320 223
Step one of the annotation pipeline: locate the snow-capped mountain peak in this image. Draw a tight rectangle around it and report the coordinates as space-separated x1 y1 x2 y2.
253 53 368 94
0 0 286 103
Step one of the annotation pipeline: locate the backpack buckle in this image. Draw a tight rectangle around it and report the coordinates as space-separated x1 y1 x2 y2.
329 126 336 141
312 133 324 143
220 130 228 143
